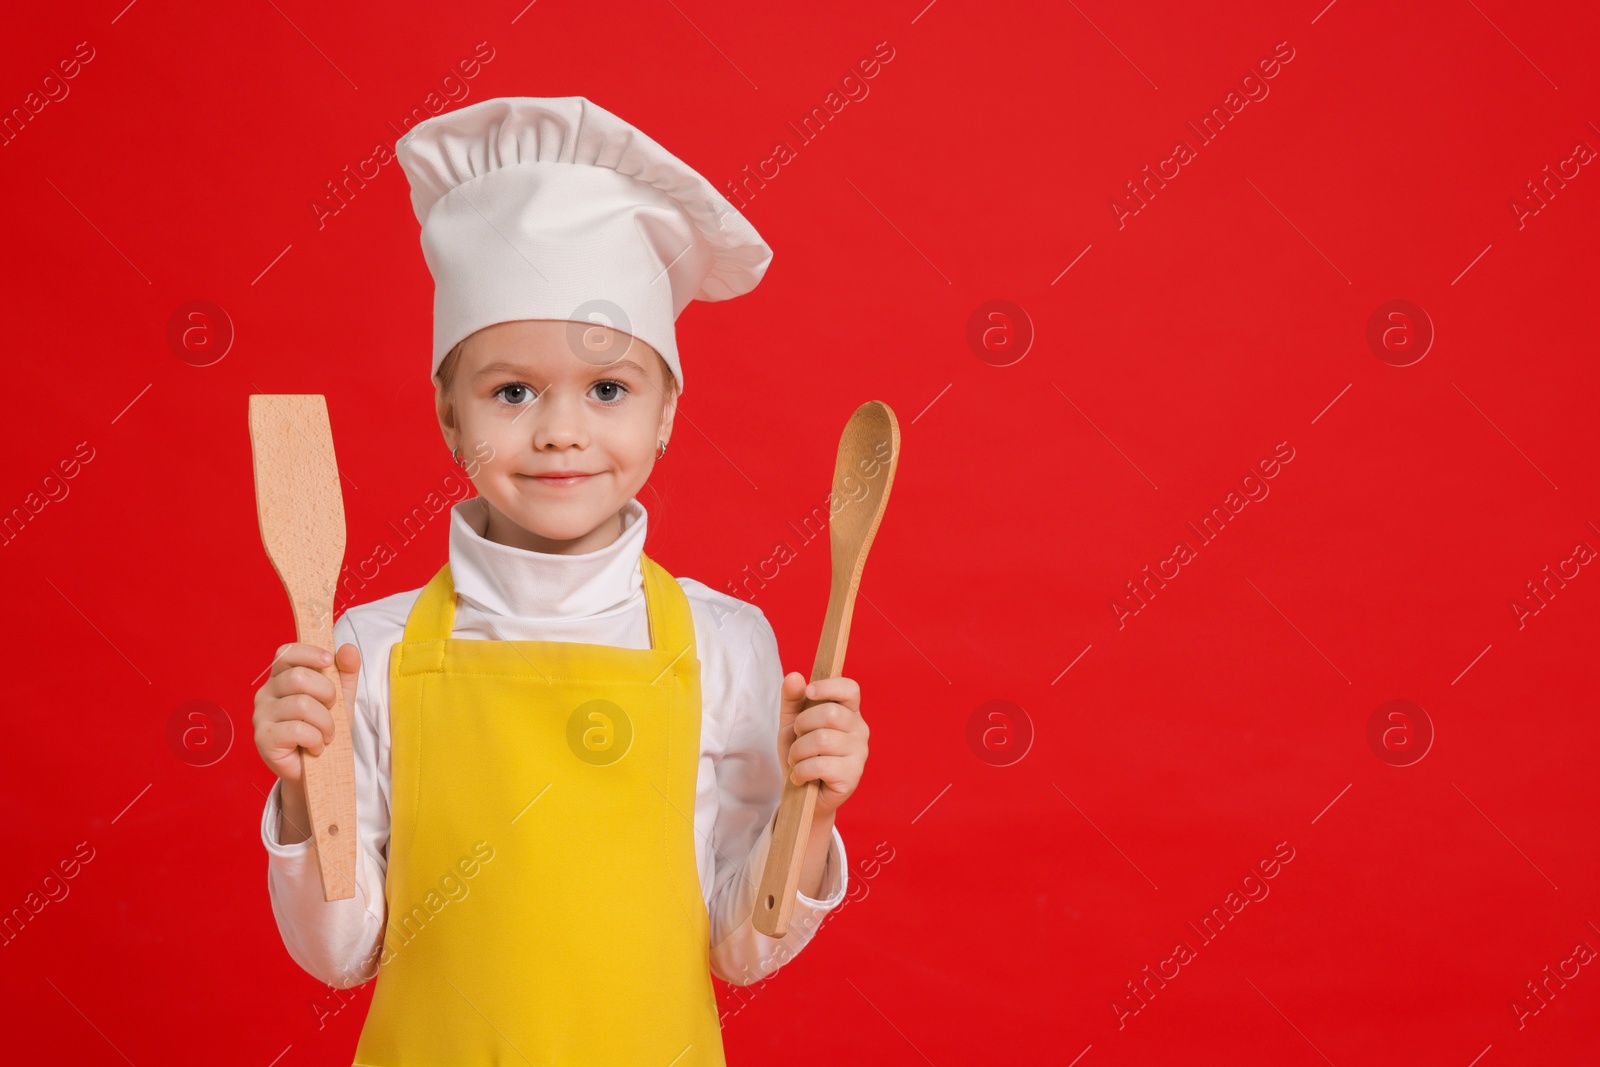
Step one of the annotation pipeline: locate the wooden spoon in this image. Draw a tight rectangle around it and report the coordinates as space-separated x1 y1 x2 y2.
249 394 357 902
754 400 900 936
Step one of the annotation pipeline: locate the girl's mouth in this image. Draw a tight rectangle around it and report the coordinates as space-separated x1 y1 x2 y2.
524 472 595 487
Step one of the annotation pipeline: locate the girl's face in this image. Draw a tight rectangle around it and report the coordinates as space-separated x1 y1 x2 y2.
436 318 676 555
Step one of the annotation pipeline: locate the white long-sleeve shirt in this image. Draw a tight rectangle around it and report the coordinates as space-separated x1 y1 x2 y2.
260 494 846 989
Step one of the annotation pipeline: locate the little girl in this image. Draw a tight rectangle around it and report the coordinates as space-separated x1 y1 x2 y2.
253 96 870 1066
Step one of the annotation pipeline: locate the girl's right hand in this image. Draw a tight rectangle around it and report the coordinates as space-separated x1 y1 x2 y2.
253 641 361 786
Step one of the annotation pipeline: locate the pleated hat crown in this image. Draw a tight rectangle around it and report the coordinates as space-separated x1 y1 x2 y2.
394 96 773 397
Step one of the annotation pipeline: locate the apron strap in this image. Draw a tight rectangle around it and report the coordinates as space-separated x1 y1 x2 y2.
638 554 696 657
402 563 458 644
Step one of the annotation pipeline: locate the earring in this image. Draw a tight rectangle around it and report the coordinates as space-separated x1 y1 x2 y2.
452 446 466 468
655 440 667 460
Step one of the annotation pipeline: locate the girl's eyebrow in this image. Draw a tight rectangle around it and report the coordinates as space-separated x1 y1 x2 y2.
474 358 648 379
603 359 649 378
475 360 533 379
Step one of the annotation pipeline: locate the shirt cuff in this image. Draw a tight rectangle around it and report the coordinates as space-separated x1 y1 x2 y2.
260 779 314 860
795 822 848 910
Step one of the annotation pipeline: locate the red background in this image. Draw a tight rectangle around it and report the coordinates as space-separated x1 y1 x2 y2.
3 1 1598 1063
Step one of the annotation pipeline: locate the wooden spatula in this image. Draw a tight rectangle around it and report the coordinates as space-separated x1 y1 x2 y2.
754 400 899 936
249 394 357 902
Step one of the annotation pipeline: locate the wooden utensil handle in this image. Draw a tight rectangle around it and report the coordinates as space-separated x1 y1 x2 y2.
297 611 357 901
757 699 827 928
754 607 851 936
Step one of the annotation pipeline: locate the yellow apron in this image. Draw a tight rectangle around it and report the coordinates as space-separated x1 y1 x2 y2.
353 554 727 1067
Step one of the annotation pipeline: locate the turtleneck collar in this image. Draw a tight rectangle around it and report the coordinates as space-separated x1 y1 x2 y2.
446 495 648 621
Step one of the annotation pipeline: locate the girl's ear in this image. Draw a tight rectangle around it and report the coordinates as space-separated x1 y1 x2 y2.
651 346 678 448
434 375 459 452
657 383 677 448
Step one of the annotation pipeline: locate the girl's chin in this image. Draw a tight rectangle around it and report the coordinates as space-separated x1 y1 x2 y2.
487 497 621 544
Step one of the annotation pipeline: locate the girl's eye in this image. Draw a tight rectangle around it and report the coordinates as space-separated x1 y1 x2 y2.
591 380 628 404
493 381 627 406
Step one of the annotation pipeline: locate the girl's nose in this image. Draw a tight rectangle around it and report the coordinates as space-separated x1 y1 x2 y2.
529 389 588 450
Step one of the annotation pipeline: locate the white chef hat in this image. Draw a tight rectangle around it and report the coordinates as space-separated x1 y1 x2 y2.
394 96 773 397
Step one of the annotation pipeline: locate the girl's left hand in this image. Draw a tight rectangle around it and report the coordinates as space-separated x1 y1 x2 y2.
778 672 869 818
